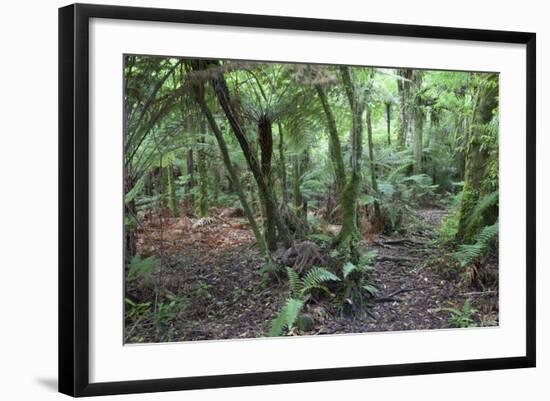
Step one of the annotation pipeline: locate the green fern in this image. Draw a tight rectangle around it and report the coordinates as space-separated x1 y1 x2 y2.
126 254 159 283
268 298 304 337
465 191 498 231
300 267 340 297
286 267 301 297
454 221 499 267
286 266 340 299
269 267 339 337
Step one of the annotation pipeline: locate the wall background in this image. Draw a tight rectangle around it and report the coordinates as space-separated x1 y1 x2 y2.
0 0 546 399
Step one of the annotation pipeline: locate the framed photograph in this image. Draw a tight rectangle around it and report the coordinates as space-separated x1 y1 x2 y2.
59 3 536 397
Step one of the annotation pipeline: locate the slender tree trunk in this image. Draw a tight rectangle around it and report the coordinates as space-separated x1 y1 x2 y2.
337 66 364 259
124 172 137 261
209 70 291 248
258 113 277 251
366 104 382 224
166 162 179 217
212 164 221 205
292 153 304 214
413 72 424 175
366 104 378 193
413 106 424 174
197 128 209 218
316 84 346 194
277 122 289 206
397 69 413 150
386 102 391 146
192 80 272 261
186 148 195 210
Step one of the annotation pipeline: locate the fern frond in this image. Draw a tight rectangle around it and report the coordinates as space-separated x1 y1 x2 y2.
454 221 498 267
465 191 498 231
342 262 357 279
286 267 301 298
268 298 304 337
300 267 340 297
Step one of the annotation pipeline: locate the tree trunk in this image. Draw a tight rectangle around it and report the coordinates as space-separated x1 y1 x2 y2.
124 173 137 261
413 72 424 175
397 69 413 150
166 162 179 217
337 66 364 260
292 153 303 213
186 148 195 210
386 102 391 145
258 113 277 251
197 130 209 218
278 122 289 206
209 71 292 248
315 84 346 194
456 75 499 242
366 104 382 224
192 79 272 261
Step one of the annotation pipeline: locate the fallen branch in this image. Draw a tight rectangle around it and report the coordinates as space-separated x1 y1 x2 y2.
459 290 498 297
376 255 419 264
379 238 426 246
374 286 434 303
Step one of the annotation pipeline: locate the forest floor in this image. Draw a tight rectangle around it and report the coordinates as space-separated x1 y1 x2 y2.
125 206 499 343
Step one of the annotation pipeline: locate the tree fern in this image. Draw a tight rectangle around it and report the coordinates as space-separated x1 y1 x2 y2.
454 221 498 267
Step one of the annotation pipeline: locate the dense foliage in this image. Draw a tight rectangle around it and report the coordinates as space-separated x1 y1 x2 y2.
123 56 499 342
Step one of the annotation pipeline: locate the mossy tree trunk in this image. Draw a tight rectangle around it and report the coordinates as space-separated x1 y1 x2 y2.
124 172 137 261
315 84 346 195
292 153 303 213
258 113 278 251
209 67 292 248
186 148 195 211
366 103 382 224
197 127 209 218
397 69 413 150
385 102 391 146
336 66 364 261
166 162 179 217
192 77 272 261
456 75 499 242
277 122 289 206
413 71 424 175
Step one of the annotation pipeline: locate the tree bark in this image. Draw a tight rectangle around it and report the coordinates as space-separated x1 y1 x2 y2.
192 79 272 260
197 127 209 218
396 69 413 150
166 162 179 217
277 122 289 206
366 104 382 224
186 148 195 210
258 113 277 250
337 66 364 259
456 75 499 242
386 102 391 145
209 69 292 248
413 71 424 175
315 84 346 194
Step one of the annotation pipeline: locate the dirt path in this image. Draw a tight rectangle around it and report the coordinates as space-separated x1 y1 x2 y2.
126 207 498 343
321 208 467 334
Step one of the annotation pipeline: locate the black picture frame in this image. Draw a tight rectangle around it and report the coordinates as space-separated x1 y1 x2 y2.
59 3 536 397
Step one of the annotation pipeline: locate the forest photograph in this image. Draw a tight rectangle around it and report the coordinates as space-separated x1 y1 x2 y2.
123 56 499 344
